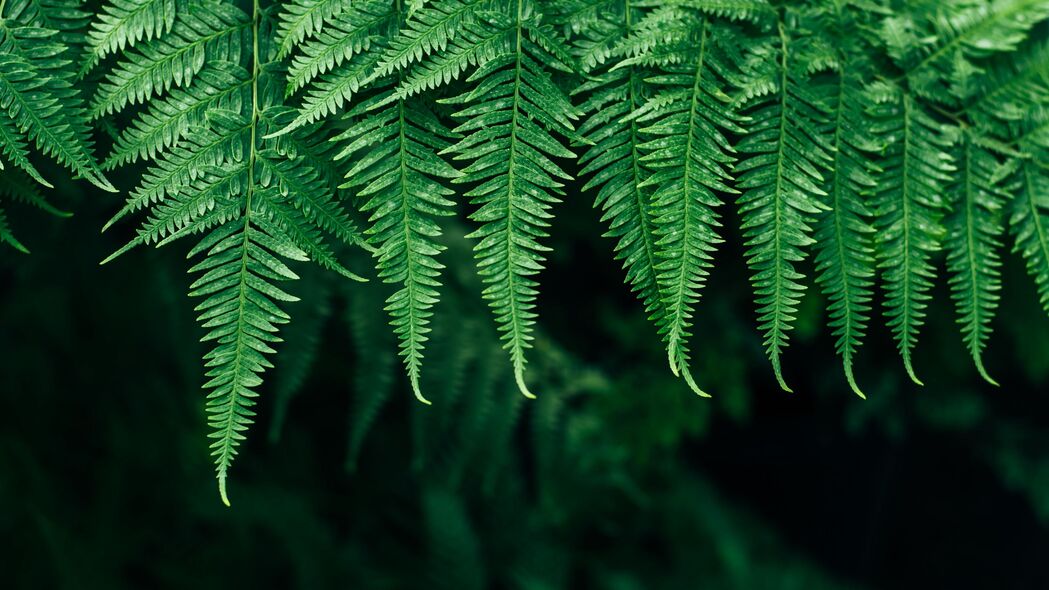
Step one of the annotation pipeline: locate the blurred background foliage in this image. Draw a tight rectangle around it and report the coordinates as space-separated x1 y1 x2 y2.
3 159 1049 588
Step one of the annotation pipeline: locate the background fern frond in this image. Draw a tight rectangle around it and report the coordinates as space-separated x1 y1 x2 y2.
889 0 1049 105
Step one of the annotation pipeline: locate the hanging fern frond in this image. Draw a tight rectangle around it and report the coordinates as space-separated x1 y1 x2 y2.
616 10 740 396
334 88 460 403
734 20 833 392
344 277 398 472
813 69 877 399
869 84 954 385
574 4 674 386
0 0 114 192
945 128 1011 385
81 0 178 74
1010 110 1049 316
94 0 369 504
46 0 1049 501
268 276 331 443
439 0 582 397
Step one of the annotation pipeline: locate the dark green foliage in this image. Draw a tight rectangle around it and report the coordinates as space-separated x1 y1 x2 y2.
2 0 1047 501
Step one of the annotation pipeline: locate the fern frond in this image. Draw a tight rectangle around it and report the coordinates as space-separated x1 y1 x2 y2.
89 1 250 119
575 6 670 385
274 0 348 59
0 19 114 191
82 0 178 74
869 86 953 385
0 166 72 252
335 89 459 403
441 2 581 397
104 61 251 169
345 278 397 471
283 0 396 95
1010 116 1049 316
813 70 877 398
192 211 305 507
268 279 331 443
632 15 740 396
97 0 370 503
0 198 27 253
967 41 1049 130
734 23 832 392
888 0 1049 105
945 128 1010 385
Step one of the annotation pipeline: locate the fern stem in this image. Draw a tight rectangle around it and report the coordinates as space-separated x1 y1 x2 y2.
664 19 710 397
502 0 535 399
217 0 264 508
960 135 998 385
768 20 793 393
830 73 866 399
898 94 923 386
397 96 431 405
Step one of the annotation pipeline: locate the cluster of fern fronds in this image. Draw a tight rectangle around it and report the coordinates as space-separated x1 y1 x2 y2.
2 0 1048 499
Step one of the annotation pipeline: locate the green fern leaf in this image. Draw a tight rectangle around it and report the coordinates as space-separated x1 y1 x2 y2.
104 61 252 169
97 0 369 503
735 23 833 392
89 1 250 119
629 13 741 396
945 128 1010 385
869 86 953 385
441 2 581 397
82 0 178 74
1010 116 1049 316
813 70 877 398
335 89 460 403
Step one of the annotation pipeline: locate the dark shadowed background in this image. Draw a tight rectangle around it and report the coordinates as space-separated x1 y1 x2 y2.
2 165 1049 589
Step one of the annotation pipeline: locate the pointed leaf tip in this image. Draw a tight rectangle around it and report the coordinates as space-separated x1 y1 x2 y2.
514 368 536 400
680 364 711 398
411 377 432 405
903 358 924 387
774 367 794 394
218 476 231 507
844 364 866 399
